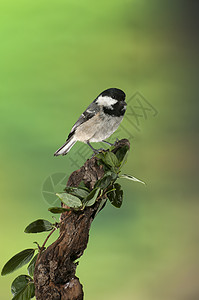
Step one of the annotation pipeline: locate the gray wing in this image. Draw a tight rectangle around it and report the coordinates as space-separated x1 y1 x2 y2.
67 100 100 139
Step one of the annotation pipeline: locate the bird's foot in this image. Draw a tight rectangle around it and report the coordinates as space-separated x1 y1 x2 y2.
114 138 119 145
92 148 105 157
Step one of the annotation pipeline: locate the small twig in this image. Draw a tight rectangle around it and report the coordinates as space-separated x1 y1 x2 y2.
34 139 130 300
36 227 57 264
35 214 72 267
40 227 57 252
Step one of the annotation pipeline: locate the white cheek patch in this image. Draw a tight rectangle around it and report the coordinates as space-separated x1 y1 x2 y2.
96 95 118 107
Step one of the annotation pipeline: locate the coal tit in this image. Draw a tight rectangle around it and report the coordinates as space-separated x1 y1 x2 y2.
54 88 127 156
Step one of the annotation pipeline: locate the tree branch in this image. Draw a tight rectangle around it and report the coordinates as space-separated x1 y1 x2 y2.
34 139 130 300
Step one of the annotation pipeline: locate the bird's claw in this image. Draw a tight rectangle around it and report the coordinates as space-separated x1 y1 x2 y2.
114 138 119 145
92 148 105 157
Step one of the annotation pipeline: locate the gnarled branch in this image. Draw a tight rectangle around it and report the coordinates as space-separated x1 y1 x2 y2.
34 139 130 300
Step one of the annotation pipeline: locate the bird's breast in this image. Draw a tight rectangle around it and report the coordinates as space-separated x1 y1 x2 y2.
74 110 124 143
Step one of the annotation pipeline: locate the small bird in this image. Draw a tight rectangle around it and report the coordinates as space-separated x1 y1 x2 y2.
54 88 127 156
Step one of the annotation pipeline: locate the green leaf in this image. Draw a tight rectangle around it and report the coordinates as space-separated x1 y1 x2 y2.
1 249 35 276
12 283 35 300
94 198 107 216
115 145 129 165
48 207 71 214
56 193 82 208
96 152 106 161
24 219 53 233
105 186 116 195
27 254 38 277
104 151 119 168
107 183 123 208
65 186 89 199
11 275 32 295
84 188 101 207
11 275 35 300
120 174 145 185
96 151 119 171
95 172 118 189
77 181 90 191
97 145 129 171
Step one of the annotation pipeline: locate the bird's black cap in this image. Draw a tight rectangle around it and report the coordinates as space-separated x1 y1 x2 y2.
99 88 126 101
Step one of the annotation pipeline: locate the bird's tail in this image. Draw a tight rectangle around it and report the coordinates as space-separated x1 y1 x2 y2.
54 136 76 156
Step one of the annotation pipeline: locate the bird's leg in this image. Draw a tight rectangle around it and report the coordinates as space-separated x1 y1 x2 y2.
102 140 114 146
86 141 98 153
86 141 105 155
114 138 119 145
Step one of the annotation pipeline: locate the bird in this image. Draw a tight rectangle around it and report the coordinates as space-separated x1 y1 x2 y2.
54 88 127 156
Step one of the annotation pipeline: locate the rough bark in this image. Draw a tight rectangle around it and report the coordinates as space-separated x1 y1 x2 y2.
34 139 130 300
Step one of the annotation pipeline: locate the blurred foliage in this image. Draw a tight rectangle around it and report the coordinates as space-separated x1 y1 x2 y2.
0 0 199 299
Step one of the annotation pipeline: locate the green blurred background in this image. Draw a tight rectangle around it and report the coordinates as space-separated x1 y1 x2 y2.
1 0 199 299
